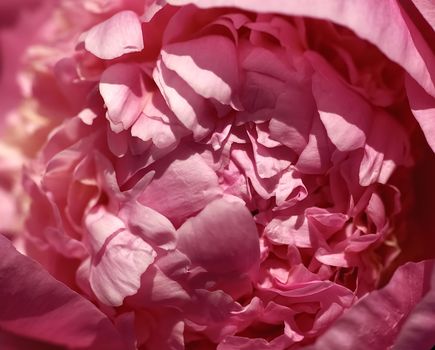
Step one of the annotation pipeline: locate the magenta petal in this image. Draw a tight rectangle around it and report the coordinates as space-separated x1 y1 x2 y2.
0 234 126 349
84 10 144 60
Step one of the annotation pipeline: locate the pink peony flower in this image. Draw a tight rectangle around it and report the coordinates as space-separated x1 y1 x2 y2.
1 0 435 349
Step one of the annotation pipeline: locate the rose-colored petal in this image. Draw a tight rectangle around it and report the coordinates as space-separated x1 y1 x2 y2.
306 260 435 350
84 10 144 60
0 234 126 349
177 198 260 277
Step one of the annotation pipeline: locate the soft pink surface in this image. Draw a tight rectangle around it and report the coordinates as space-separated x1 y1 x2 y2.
0 0 434 349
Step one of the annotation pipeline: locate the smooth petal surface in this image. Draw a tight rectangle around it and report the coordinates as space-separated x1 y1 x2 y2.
0 235 126 350
177 198 260 277
85 10 144 59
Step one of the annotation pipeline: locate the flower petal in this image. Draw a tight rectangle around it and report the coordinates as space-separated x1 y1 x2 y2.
84 10 144 60
0 234 126 349
100 63 146 130
306 260 435 350
177 198 260 277
167 0 435 98
161 35 239 106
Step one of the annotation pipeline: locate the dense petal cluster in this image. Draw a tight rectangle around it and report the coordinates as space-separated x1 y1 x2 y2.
1 0 435 349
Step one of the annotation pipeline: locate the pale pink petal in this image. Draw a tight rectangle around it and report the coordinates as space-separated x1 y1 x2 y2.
85 206 126 253
0 234 126 350
265 214 311 248
85 207 156 306
275 169 307 208
84 10 144 60
177 198 260 277
100 63 146 130
120 200 177 250
89 229 157 306
132 113 178 148
295 114 332 174
246 129 292 179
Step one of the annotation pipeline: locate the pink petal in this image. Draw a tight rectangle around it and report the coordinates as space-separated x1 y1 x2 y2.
120 200 177 250
269 79 315 155
85 208 156 306
153 59 215 139
306 260 435 350
138 150 222 225
99 63 146 130
89 229 157 306
310 55 371 152
359 111 411 186
264 214 311 248
84 10 144 60
393 262 435 349
406 75 435 153
0 234 126 349
295 114 332 174
167 0 435 97
177 198 260 277
161 35 239 106
404 0 435 32
132 113 178 148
